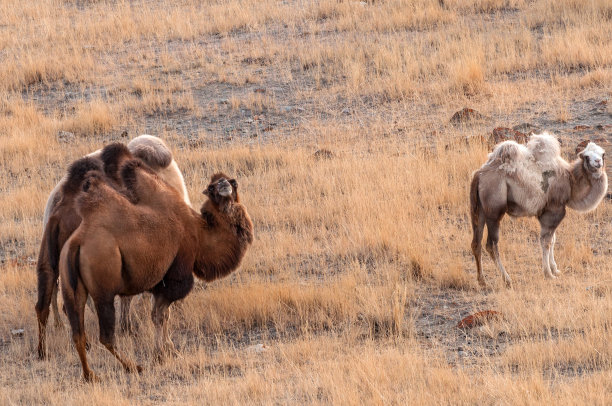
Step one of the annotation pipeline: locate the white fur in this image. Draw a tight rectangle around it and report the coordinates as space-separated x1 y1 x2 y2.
485 133 566 216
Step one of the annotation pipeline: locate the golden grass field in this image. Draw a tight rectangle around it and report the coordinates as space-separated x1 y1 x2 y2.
1 0 611 404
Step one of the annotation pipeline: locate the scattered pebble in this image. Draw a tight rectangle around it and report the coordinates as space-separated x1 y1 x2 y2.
57 131 75 143
11 328 24 337
449 107 485 125
491 127 527 144
247 343 268 353
457 310 502 329
313 149 334 160
512 123 540 135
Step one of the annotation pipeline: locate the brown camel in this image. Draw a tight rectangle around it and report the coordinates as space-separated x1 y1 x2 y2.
35 137 190 359
59 158 253 381
470 133 607 288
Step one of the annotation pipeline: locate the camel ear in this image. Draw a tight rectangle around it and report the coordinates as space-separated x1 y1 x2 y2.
202 184 214 196
229 179 238 189
578 150 585 159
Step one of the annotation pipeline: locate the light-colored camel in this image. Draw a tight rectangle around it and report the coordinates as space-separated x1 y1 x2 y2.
59 158 253 381
36 135 191 359
470 133 607 288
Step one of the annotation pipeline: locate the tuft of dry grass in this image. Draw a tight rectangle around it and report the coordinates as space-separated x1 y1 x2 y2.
0 0 611 404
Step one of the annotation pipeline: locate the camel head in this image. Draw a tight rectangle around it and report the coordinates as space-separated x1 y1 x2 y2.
203 173 239 210
579 142 606 177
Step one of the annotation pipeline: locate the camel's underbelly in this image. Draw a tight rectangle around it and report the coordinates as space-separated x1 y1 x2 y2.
121 253 177 294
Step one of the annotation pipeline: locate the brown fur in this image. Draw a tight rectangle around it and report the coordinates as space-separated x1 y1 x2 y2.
470 138 607 288
35 142 180 359
59 162 253 381
35 157 105 359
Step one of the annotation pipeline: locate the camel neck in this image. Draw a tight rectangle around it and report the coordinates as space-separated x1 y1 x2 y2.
567 160 608 212
193 205 253 282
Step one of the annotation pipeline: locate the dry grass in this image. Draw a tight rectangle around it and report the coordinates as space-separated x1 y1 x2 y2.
0 0 611 404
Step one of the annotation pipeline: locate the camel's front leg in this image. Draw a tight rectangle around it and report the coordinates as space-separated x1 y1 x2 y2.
540 232 555 279
151 295 176 361
538 206 565 280
549 233 560 276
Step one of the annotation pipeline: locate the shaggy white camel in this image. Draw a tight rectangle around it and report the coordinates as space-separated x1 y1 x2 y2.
470 133 607 288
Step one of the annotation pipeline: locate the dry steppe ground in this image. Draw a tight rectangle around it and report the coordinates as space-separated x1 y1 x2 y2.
0 0 611 404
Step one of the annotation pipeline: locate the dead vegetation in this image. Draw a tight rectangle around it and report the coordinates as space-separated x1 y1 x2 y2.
0 0 610 404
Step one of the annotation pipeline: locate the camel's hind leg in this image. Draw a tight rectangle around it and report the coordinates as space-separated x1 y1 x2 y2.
485 216 512 288
471 207 486 287
35 264 56 359
50 284 63 328
62 275 95 381
95 297 142 374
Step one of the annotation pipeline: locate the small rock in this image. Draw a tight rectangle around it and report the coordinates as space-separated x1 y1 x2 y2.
120 130 129 138
218 99 230 105
281 106 305 113
341 108 351 115
575 138 607 155
512 123 540 135
247 343 268 353
11 328 24 337
457 310 502 329
245 118 253 124
313 149 334 160
261 125 274 132
57 131 76 143
253 88 266 94
449 107 484 125
458 351 467 357
491 127 527 144
575 140 590 155
573 125 591 131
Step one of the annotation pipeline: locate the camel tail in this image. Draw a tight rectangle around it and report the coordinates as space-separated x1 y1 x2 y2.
46 217 61 275
470 171 481 228
66 242 81 293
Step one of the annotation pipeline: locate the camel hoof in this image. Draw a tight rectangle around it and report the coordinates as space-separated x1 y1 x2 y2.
125 363 143 374
84 371 101 383
504 280 512 289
